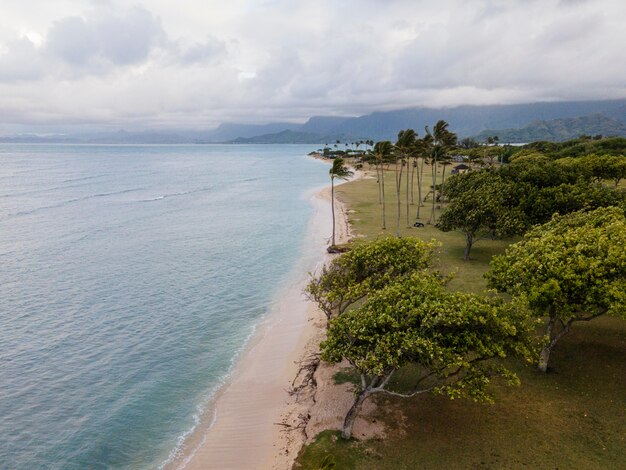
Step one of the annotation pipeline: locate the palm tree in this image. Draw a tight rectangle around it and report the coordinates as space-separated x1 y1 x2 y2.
415 134 432 220
393 129 417 234
371 141 393 230
426 120 457 224
329 158 354 247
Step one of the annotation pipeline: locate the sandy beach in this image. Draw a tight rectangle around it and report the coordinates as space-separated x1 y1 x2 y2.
177 170 362 470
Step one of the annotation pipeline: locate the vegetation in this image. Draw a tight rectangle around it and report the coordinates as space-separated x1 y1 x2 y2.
436 171 525 260
486 207 626 372
306 237 436 325
473 114 626 143
328 158 353 247
297 132 626 469
322 270 534 439
425 121 457 224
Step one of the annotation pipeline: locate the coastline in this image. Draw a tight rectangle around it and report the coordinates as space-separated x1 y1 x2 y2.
175 173 356 469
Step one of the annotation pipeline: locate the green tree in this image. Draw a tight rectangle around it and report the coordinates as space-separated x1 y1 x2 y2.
486 207 626 372
520 181 625 227
305 237 437 325
329 158 353 247
436 171 526 260
322 272 535 439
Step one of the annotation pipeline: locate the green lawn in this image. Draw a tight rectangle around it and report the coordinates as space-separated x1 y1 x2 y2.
294 166 626 469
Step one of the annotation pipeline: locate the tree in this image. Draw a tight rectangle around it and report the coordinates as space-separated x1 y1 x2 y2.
305 237 437 326
426 121 457 224
519 181 625 227
436 171 526 260
415 134 433 220
322 271 535 439
329 158 353 247
394 129 417 234
485 207 626 372
370 141 394 229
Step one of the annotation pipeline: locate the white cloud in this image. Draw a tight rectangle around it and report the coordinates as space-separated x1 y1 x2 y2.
0 0 625 132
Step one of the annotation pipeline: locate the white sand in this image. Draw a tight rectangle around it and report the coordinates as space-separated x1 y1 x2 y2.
177 177 356 470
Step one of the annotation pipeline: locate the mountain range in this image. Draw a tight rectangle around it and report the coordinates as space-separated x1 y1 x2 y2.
2 98 625 144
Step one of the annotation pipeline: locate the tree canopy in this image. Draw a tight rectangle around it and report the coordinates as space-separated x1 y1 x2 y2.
436 171 526 260
485 207 626 371
322 271 535 439
306 237 437 324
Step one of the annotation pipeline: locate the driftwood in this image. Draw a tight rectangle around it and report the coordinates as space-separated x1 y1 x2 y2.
289 352 321 402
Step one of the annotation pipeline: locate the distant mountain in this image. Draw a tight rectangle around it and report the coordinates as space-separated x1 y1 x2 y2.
230 129 365 144
0 134 82 143
2 98 625 144
299 116 353 135
473 114 626 143
325 99 626 140
202 122 300 142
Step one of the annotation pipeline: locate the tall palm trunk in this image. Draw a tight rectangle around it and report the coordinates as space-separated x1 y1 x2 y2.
331 177 336 246
440 164 448 207
395 160 404 236
376 162 382 204
381 165 387 229
410 158 415 205
429 159 437 224
406 159 410 226
416 158 425 219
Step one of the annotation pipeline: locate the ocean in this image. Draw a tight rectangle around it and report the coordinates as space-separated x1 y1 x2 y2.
0 144 329 469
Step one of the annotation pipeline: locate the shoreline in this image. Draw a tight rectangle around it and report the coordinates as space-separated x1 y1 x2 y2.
175 173 356 469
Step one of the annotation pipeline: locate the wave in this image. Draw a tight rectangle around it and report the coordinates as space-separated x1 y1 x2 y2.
0 187 146 222
136 186 214 203
0 178 109 199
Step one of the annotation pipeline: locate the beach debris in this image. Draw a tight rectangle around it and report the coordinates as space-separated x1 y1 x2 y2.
289 353 321 402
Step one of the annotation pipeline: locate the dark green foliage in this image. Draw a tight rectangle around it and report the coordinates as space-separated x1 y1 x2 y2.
436 171 526 260
519 182 625 226
500 154 584 187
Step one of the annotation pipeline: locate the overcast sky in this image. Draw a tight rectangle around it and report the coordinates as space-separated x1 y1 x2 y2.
1 0 625 133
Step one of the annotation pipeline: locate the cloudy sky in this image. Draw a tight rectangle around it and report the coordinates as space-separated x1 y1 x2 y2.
1 0 625 133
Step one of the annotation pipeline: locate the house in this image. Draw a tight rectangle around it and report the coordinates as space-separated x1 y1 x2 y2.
451 164 470 175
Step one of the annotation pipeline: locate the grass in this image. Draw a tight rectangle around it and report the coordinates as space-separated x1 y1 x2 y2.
337 165 512 292
294 165 626 469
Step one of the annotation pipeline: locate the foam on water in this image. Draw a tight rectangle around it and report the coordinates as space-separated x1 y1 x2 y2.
0 144 328 469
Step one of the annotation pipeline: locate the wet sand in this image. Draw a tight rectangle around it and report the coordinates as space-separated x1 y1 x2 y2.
180 180 354 469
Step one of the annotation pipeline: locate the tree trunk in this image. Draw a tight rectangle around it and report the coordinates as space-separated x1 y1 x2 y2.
538 310 556 373
406 159 410 226
410 158 415 204
395 160 403 236
331 178 336 246
538 345 551 373
376 163 382 204
429 159 437 224
463 233 473 260
342 390 370 440
381 165 386 229
440 165 447 207
416 158 425 219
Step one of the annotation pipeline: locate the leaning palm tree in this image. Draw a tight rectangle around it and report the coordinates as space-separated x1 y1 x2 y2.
329 158 354 247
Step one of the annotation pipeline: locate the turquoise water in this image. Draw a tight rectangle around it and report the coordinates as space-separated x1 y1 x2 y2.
0 144 328 469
